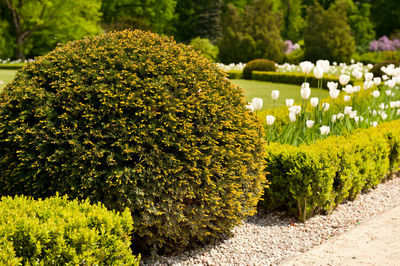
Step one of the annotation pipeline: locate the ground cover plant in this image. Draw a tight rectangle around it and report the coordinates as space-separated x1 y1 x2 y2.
0 29 266 254
0 194 139 265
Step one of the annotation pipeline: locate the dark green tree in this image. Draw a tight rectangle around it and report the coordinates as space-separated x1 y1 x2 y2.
304 2 355 62
1 0 102 59
218 0 284 63
370 0 400 37
281 0 304 42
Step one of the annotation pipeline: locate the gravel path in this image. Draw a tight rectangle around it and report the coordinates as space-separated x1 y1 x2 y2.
144 176 400 265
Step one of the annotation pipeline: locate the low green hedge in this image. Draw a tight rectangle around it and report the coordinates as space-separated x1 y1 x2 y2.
0 195 139 265
252 71 354 88
227 70 243 79
263 119 400 221
0 63 24 70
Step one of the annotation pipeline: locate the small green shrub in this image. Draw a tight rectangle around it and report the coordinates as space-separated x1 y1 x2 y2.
370 60 400 77
227 70 242 79
0 29 266 253
263 119 400 221
189 37 219 62
353 51 400 64
251 71 354 88
243 59 277 79
0 195 138 265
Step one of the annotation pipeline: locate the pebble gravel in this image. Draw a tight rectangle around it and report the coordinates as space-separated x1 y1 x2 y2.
143 176 400 265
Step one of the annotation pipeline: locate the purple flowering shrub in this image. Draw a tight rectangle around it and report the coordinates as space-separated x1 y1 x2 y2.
284 40 300 54
369 36 400 51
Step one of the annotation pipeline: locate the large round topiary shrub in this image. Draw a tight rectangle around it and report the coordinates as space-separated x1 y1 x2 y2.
370 60 400 78
242 59 277 79
0 30 266 253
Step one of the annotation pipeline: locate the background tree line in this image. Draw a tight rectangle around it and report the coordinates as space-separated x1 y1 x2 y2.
0 0 399 63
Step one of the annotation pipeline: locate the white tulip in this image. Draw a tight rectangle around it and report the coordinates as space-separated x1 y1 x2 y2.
343 84 353 94
266 115 276 126
300 83 311 100
246 103 255 112
344 106 352 115
390 101 397 108
289 105 301 115
354 116 360 123
371 121 378 127
397 109 400 116
310 97 319 107
313 66 324 79
371 90 380 98
330 89 340 99
322 102 330 112
388 79 396 88
386 89 392 96
381 111 388 120
339 74 350 85
320 125 330 135
271 90 280 100
383 74 389 81
352 69 363 80
373 77 381 86
349 110 357 119
365 72 373 82
344 95 351 102
306 120 315 128
289 112 296 122
379 103 386 109
299 61 313 74
286 98 294 107
251 97 263 111
316 60 330 72
331 114 337 123
363 80 374 90
327 81 338 91
337 113 345 120
372 110 377 116
353 85 361 92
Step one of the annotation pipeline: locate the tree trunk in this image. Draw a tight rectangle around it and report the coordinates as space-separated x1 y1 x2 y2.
15 34 24 60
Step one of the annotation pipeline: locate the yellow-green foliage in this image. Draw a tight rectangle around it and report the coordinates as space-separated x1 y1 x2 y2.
263 119 400 221
0 195 138 265
243 59 277 79
227 70 243 79
252 71 354 88
0 30 266 253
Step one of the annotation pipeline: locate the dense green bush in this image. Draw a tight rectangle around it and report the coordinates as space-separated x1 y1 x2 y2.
243 59 276 79
0 63 24 70
0 30 266 253
189 37 219 62
227 70 243 79
251 71 354 88
0 195 138 265
352 51 400 65
263 119 400 221
370 60 400 77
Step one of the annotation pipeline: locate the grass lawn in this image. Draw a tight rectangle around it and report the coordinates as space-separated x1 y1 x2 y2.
0 69 17 89
231 79 329 110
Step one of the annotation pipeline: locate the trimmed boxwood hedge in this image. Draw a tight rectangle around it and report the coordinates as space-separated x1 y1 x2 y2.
0 30 266 253
252 71 354 88
0 195 139 265
263 119 400 221
0 63 24 70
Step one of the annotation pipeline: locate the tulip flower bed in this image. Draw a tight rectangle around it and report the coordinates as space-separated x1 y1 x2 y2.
263 120 400 221
244 60 400 221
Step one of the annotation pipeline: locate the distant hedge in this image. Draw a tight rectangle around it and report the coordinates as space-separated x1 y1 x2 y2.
0 195 139 265
263 119 400 221
252 71 354 88
0 64 24 70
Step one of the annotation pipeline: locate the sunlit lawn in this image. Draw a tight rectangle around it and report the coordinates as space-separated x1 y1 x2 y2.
0 69 17 89
231 79 329 110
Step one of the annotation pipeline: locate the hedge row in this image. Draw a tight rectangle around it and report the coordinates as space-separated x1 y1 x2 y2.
263 119 400 221
0 195 140 265
0 64 24 70
227 70 243 79
252 71 354 88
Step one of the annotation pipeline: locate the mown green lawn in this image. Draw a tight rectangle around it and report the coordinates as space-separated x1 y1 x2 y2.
0 69 17 88
231 79 329 110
